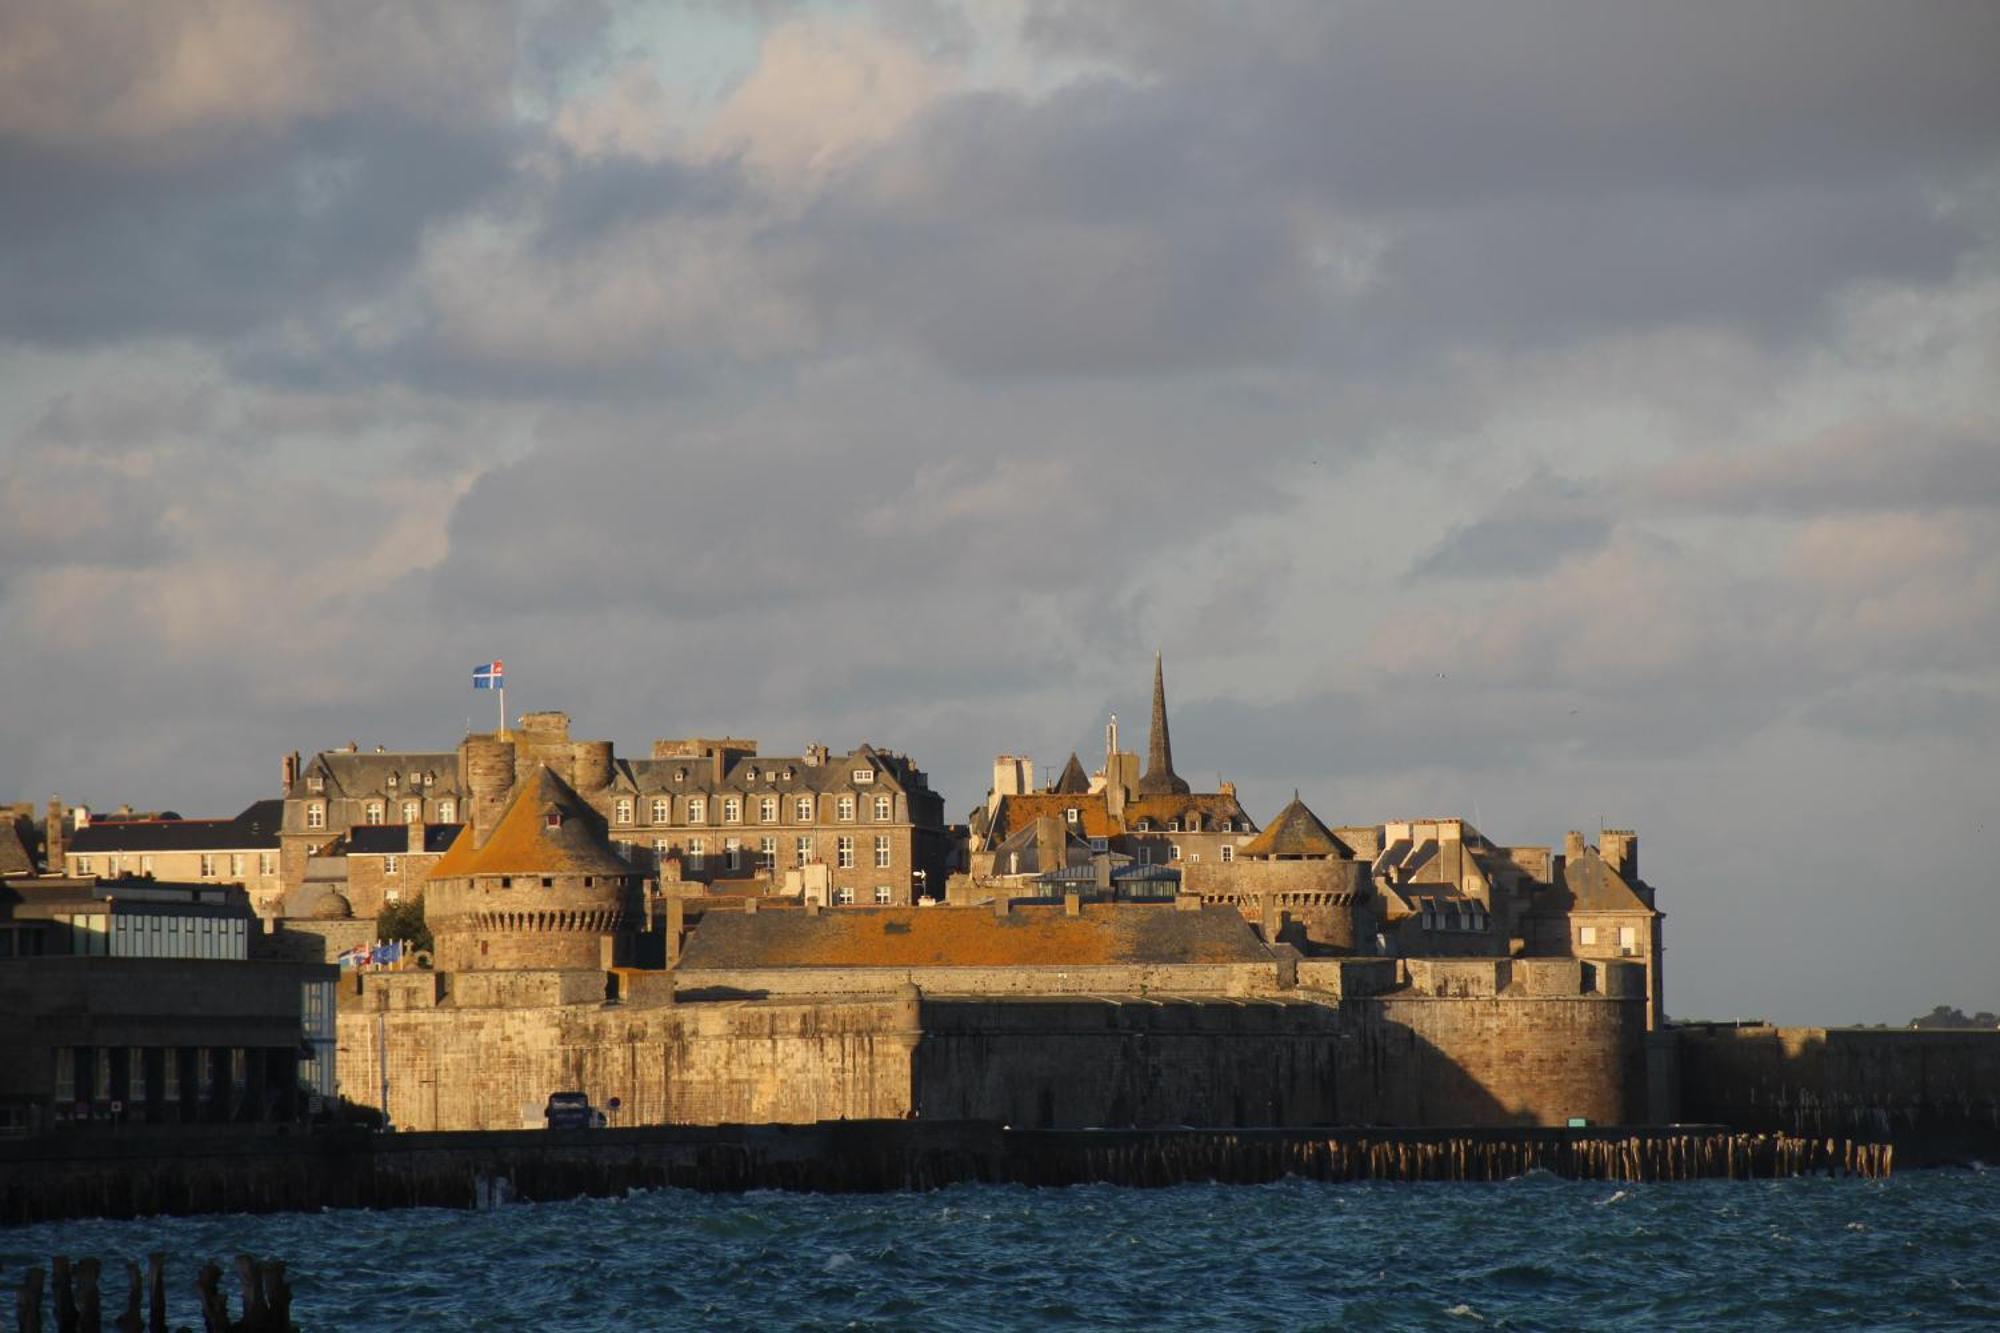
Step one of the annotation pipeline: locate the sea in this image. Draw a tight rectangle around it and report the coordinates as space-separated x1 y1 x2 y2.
7 1170 1998 1331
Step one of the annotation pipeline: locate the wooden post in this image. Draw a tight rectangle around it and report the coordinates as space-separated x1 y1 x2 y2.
72 1260 99 1333
18 1264 45 1333
193 1263 228 1333
52 1257 75 1333
113 1262 141 1333
145 1255 164 1333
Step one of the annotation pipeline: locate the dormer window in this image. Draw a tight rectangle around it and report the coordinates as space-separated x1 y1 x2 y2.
365 802 384 825
674 769 686 783
746 767 758 782
545 812 563 829
1168 819 1181 832
796 796 815 822
783 767 795 780
387 773 398 789
1065 807 1079 825
306 774 324 792
614 798 633 825
853 768 876 783
1137 819 1151 832
420 771 432 786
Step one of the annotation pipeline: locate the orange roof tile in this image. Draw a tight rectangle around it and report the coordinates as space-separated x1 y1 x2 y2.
678 903 1272 969
427 766 633 881
990 793 1118 840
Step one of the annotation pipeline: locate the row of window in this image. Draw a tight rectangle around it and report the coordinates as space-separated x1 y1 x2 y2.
73 853 277 880
831 886 896 904
649 834 897 873
1579 924 1641 950
305 798 456 830
50 912 249 960
304 770 437 792
613 794 895 826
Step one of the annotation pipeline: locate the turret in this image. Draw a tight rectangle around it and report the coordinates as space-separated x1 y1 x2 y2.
460 736 518 849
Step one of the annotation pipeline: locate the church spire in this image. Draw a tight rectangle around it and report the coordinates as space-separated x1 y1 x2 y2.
1138 651 1191 796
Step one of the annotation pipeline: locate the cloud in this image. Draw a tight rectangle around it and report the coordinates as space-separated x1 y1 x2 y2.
1654 420 2000 515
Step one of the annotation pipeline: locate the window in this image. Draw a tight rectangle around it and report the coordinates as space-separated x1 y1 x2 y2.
1168 819 1181 833
384 855 400 875
413 771 425 786
873 795 892 822
796 836 813 867
688 798 706 824
1218 819 1232 833
1170 844 1182 862
874 885 893 904
837 837 855 869
402 800 421 823
1220 845 1234 863
201 854 217 878
874 836 892 869
722 797 741 823
795 796 815 822
229 853 244 877
437 799 456 823
674 769 686 783
259 852 275 876
385 888 401 904
687 838 706 871
651 798 669 824
1088 838 1107 853
387 772 398 789
1065 807 1079 825
1187 814 1202 832
835 886 855 905
760 797 777 822
758 837 777 870
139 856 153 876
725 839 742 872
1619 925 1638 951
1579 925 1598 946
364 802 384 825
853 768 876 784
653 839 670 866
615 798 634 825
545 812 563 829
75 856 92 876
106 856 120 877
306 774 324 792
1137 819 1151 832
837 796 855 821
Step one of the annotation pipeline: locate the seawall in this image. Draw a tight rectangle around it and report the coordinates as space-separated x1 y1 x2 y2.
0 1122 1889 1225
1678 1024 2000 1165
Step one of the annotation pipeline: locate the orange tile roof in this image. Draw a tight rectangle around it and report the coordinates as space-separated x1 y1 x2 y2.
427 766 633 881
677 903 1272 969
1123 794 1252 828
990 793 1118 840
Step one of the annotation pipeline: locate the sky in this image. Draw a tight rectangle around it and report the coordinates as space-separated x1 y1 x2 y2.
2 0 1997 1025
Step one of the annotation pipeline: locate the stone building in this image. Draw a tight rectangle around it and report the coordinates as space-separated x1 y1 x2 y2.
278 712 950 911
64 801 284 917
425 765 643 973
968 656 1258 884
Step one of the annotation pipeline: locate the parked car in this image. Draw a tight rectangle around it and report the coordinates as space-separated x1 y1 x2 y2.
544 1091 594 1130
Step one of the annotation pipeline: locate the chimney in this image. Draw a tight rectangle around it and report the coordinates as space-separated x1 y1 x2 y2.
1601 830 1637 879
407 818 425 855
44 796 64 871
1563 831 1587 862
282 751 299 790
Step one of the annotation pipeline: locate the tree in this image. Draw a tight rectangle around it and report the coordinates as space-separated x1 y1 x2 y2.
376 896 432 955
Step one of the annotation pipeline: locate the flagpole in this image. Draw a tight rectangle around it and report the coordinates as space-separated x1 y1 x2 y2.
498 683 506 736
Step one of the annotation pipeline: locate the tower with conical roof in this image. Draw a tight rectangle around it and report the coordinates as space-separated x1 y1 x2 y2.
1137 653 1191 796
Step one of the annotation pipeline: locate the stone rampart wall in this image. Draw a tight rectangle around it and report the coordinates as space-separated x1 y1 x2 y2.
675 962 1279 998
1677 1024 2000 1163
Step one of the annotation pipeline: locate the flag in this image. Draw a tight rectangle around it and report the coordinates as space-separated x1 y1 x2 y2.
472 660 504 690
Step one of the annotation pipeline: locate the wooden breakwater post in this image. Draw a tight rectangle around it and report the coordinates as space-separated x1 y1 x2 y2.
11 1251 293 1333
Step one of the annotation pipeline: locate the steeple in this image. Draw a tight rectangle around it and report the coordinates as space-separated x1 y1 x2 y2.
1138 652 1191 796
1051 752 1091 794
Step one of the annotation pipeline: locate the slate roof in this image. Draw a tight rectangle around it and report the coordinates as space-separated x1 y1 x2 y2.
676 903 1273 970
0 821 34 876
1123 794 1253 831
1050 753 1091 794
69 800 283 853
1540 850 1655 915
428 767 634 880
292 752 459 799
1240 796 1350 859
347 824 463 855
989 821 1096 876
608 744 926 796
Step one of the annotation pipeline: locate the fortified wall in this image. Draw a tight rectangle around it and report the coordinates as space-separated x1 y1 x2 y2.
335 952 1648 1133
1677 1023 2000 1164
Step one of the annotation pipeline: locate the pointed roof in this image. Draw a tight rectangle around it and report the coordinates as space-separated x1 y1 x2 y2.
1137 652 1191 796
1241 795 1350 859
1541 849 1654 914
428 766 633 880
1050 752 1091 794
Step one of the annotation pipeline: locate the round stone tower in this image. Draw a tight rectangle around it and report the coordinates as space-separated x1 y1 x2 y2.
459 736 517 848
426 765 640 971
571 740 614 793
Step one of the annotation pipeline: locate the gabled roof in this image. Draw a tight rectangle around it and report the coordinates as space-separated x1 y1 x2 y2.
69 800 284 853
428 767 633 880
990 793 1118 841
1540 850 1655 915
1123 794 1252 830
347 824 463 855
677 903 1273 970
294 751 459 799
1241 796 1350 859
1050 753 1091 794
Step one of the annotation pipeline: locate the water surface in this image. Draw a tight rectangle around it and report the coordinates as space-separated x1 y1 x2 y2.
10 1170 1998 1330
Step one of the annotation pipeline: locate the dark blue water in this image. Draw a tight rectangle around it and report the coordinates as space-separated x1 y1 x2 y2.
9 1171 1999 1330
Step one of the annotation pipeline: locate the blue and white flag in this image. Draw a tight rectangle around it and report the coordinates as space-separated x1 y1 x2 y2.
472 660 504 690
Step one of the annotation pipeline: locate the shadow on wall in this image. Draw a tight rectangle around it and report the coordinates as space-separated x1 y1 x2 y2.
1676 1024 2000 1166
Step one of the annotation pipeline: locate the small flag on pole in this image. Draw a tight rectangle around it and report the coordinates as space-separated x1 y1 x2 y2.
472 661 504 689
